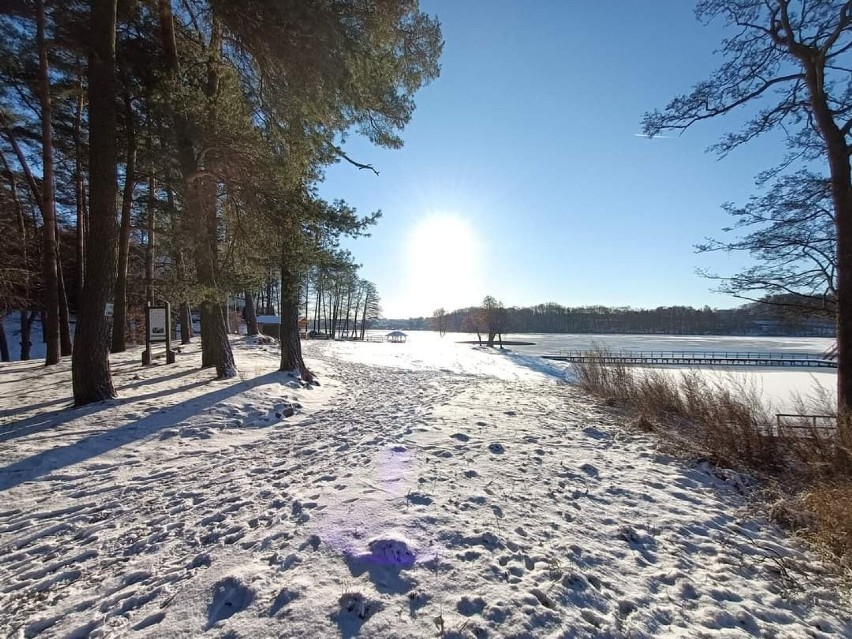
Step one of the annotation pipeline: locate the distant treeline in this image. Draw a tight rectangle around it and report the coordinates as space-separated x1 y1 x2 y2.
378 303 836 337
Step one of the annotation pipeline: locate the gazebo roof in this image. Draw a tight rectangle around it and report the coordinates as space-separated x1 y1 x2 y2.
386 330 407 337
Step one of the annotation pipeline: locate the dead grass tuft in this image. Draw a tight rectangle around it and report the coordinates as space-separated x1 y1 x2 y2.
802 481 852 571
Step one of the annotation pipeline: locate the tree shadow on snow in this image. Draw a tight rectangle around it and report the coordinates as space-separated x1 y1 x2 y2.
0 377 211 444
113 366 198 393
0 371 288 491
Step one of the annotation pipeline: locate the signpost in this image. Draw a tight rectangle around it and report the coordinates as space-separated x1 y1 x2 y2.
143 302 176 365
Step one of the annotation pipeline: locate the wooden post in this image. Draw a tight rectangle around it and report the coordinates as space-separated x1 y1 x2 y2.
142 302 152 365
166 301 175 364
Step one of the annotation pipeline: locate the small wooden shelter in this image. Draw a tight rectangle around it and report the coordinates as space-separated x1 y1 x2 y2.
386 330 408 343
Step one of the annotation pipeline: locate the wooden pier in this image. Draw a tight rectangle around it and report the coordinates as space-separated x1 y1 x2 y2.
541 350 837 368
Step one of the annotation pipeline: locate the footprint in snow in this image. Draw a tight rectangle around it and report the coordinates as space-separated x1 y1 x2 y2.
580 463 599 478
457 595 486 616
269 588 299 617
450 433 470 442
206 577 255 628
132 612 165 631
351 536 418 568
488 443 505 454
406 492 433 506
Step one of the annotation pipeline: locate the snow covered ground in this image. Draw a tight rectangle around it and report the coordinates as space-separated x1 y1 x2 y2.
0 337 850 638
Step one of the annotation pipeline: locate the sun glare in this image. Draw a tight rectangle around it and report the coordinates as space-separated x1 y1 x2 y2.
405 214 482 314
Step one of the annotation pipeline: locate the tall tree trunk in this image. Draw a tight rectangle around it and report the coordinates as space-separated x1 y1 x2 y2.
156 0 234 377
342 286 352 337
360 294 368 340
192 175 235 376
244 290 258 335
55 228 73 356
313 276 321 332
145 158 155 305
20 310 32 361
279 256 313 381
36 0 60 366
111 93 137 353
163 170 188 343
330 291 338 339
72 0 118 405
304 273 309 331
351 298 361 340
801 62 852 441
165 173 192 345
74 76 86 302
0 317 9 362
265 280 272 315
1 150 31 343
180 302 192 344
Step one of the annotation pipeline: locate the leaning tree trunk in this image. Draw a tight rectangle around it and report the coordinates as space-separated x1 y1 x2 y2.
36 0 60 366
244 291 258 335
72 0 118 406
279 257 313 381
111 93 136 353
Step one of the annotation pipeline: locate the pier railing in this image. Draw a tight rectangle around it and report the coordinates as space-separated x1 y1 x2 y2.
541 350 836 368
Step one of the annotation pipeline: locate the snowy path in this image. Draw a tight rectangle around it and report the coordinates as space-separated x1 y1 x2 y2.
0 339 849 638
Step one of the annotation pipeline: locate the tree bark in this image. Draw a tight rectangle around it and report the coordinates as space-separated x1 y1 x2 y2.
191 175 235 376
0 317 9 362
1 149 31 342
72 0 118 405
55 228 73 356
145 160 155 306
279 257 313 381
164 172 192 344
74 76 86 302
795 55 852 438
20 310 32 360
111 94 136 353
244 290 258 335
180 302 192 344
144 122 157 306
36 0 60 366
360 292 368 340
303 273 310 332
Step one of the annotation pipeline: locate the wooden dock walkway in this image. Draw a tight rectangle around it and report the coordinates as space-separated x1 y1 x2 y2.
541 350 837 368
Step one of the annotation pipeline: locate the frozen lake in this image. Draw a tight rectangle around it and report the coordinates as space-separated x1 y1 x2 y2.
371 330 835 357
367 330 837 412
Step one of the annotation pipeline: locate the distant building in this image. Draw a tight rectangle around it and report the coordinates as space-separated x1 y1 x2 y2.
255 316 309 339
386 330 408 343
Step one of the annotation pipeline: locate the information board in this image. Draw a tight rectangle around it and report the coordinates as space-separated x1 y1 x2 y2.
148 307 167 342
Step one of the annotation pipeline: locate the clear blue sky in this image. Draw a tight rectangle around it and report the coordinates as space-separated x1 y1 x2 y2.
317 1 793 319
